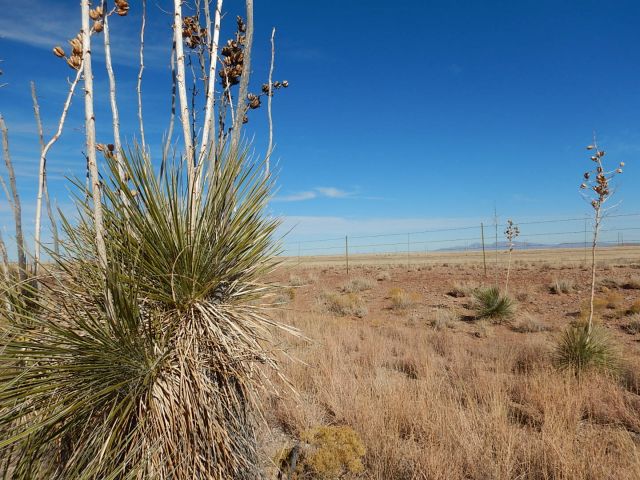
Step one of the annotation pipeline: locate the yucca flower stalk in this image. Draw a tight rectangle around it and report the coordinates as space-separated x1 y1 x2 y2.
0 145 297 478
504 219 519 293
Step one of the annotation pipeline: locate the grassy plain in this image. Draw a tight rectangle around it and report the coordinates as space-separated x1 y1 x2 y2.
261 247 640 478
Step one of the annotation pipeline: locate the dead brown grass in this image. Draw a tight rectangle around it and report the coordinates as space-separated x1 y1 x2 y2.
261 263 640 479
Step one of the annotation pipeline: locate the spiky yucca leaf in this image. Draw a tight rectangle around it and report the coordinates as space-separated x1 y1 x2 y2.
0 147 296 479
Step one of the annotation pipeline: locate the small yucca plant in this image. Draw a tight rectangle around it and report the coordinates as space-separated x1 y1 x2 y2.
474 286 515 322
554 322 618 376
0 146 296 478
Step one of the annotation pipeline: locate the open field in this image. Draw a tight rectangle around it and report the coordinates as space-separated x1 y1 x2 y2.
260 249 640 478
280 245 640 268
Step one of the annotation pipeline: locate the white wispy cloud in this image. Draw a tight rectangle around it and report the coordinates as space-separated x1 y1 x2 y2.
0 1 171 68
274 186 353 202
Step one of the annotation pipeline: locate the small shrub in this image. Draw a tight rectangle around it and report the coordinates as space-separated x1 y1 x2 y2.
273 288 295 305
389 287 418 310
279 425 366 479
554 322 618 375
549 278 574 294
318 292 368 318
341 277 375 293
511 313 550 333
473 286 515 322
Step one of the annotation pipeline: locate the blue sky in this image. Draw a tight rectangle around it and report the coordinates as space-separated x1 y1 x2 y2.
1 0 639 256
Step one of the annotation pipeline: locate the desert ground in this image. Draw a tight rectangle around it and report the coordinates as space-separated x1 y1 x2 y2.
261 246 640 479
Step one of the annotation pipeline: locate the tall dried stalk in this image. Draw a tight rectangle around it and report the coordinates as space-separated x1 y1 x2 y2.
137 0 146 152
198 0 223 170
0 115 27 281
101 1 126 186
31 81 67 273
230 0 253 154
265 27 275 177
173 0 196 200
81 0 108 274
162 34 177 176
581 138 623 335
504 219 519 294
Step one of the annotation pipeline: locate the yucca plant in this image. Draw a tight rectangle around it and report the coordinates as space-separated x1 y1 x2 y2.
474 286 515 322
0 146 296 478
554 322 618 376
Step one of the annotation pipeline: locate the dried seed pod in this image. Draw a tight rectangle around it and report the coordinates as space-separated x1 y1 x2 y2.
66 55 82 70
93 21 104 33
580 183 587 189
620 162 625 167
53 46 66 58
107 144 115 152
586 145 595 150
237 16 246 32
242 115 248 124
96 144 106 152
89 6 103 20
282 80 289 87
69 37 83 55
261 83 270 93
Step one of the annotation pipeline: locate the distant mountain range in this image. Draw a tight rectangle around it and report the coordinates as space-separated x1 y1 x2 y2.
435 241 639 252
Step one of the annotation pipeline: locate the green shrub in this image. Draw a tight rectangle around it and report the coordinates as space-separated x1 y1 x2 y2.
473 286 515 322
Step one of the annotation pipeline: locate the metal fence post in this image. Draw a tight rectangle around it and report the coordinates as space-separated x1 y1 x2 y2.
345 235 349 276
481 222 487 277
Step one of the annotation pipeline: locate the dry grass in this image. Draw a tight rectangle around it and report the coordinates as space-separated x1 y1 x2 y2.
549 277 574 294
264 309 640 479
511 313 551 333
341 277 375 293
388 287 419 310
317 291 368 318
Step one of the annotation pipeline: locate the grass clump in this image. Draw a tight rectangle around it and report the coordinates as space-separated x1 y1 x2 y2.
341 277 375 293
388 287 418 310
511 313 550 333
473 286 515 322
429 308 457 330
289 274 307 286
319 291 368 318
622 277 640 290
554 323 618 375
447 280 478 298
376 270 391 281
549 278 574 294
622 315 640 334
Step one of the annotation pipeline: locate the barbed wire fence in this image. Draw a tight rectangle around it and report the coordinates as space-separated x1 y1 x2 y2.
280 212 640 273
